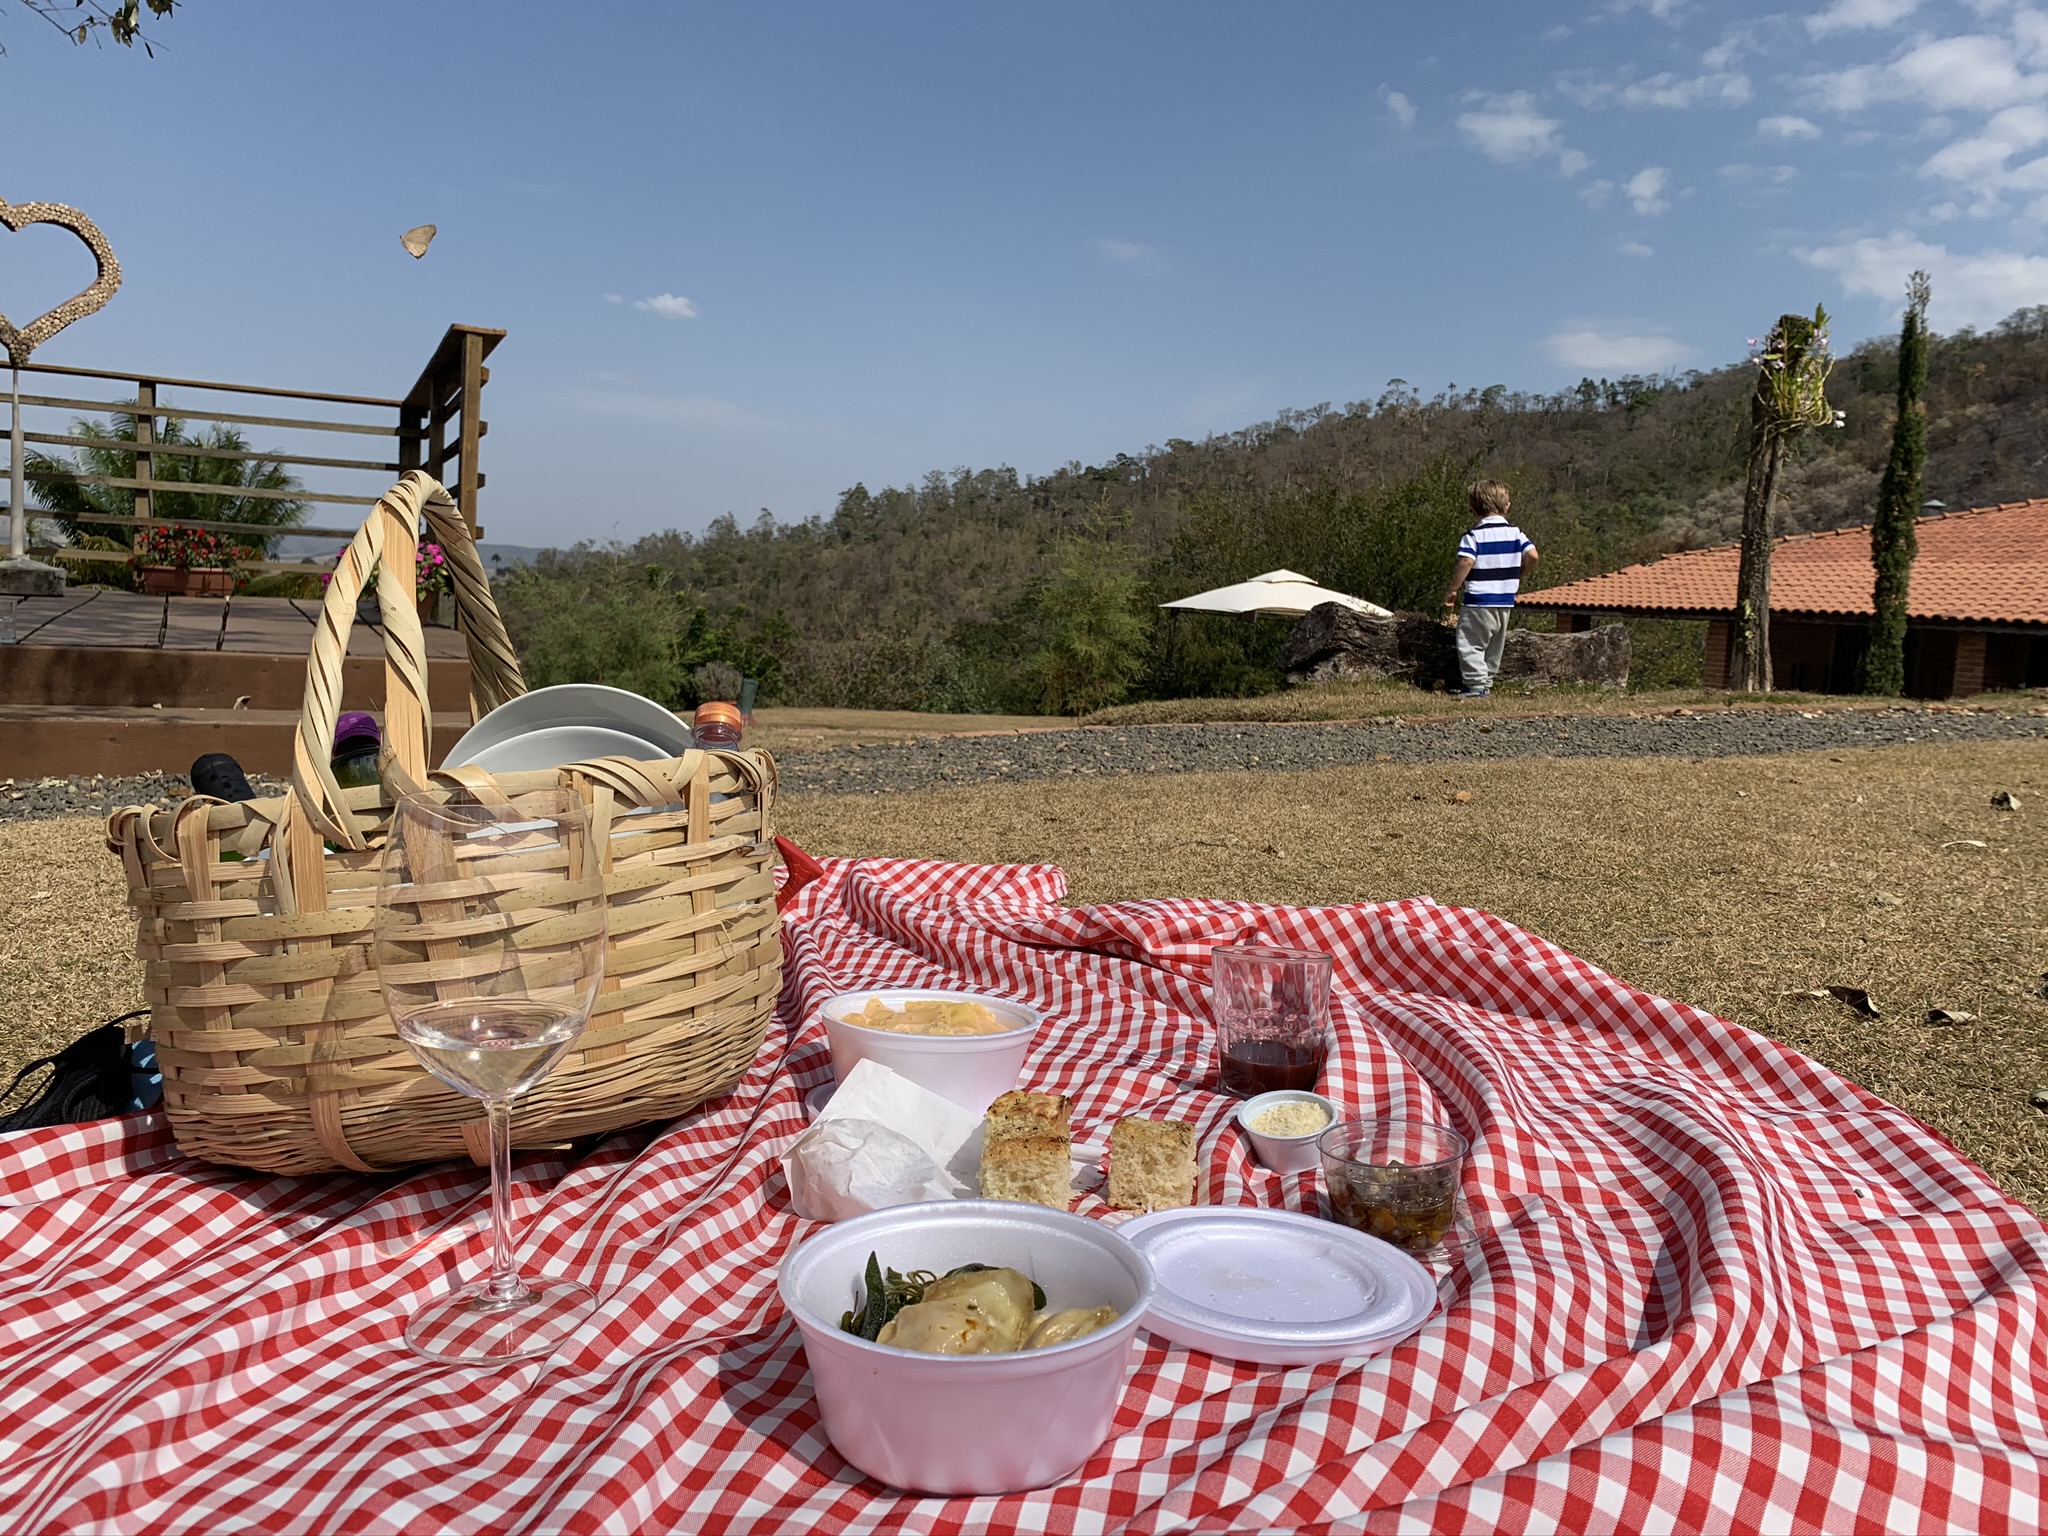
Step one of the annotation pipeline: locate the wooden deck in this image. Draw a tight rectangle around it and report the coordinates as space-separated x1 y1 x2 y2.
0 588 472 657
0 591 474 778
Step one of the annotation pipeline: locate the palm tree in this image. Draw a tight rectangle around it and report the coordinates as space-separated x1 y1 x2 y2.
26 410 309 557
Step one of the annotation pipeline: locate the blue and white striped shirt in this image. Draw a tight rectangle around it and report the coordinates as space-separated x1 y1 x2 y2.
1457 515 1534 608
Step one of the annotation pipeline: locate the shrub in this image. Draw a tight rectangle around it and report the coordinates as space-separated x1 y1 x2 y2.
691 660 744 703
133 524 250 571
495 554 787 710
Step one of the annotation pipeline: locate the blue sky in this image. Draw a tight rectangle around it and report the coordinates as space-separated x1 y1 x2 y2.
6 0 2046 545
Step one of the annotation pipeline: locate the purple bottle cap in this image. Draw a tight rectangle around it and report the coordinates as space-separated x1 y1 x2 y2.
334 712 381 753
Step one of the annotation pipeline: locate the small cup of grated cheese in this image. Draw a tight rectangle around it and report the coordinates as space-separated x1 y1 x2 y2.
1236 1090 1341 1175
1250 1100 1331 1138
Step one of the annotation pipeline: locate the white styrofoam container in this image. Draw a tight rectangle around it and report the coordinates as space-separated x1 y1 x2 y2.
820 989 1040 1115
1235 1090 1341 1175
1118 1206 1437 1365
778 1201 1155 1496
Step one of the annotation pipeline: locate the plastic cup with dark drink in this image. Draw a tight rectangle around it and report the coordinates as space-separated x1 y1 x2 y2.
1211 943 1334 1098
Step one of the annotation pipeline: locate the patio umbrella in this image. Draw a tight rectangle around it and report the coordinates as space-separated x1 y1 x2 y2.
1160 569 1392 619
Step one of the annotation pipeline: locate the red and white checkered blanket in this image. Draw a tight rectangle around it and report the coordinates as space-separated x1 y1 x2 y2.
2 856 2044 1534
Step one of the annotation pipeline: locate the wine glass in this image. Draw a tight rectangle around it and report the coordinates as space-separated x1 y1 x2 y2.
373 783 607 1364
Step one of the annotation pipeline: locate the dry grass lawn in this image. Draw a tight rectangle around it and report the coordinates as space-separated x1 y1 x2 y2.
5 741 2043 1208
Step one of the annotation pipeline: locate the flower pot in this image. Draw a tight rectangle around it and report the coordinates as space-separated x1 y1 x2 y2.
418 589 445 627
140 566 235 598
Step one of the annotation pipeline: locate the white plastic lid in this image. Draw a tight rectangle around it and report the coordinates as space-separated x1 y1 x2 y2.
1119 1207 1437 1365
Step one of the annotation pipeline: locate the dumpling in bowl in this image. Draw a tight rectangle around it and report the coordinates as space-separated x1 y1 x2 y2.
1024 1305 1119 1349
876 1267 1036 1354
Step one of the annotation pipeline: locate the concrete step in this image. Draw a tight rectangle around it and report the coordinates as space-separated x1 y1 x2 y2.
0 706 476 780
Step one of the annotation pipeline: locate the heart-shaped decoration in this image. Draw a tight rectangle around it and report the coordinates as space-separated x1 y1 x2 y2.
0 198 122 366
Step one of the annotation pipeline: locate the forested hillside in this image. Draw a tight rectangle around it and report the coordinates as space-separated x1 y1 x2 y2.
497 307 2048 712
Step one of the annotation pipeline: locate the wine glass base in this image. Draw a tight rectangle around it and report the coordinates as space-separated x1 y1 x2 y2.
403 1277 596 1365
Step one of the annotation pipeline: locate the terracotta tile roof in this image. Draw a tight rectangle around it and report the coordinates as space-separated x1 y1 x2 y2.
1520 499 2048 627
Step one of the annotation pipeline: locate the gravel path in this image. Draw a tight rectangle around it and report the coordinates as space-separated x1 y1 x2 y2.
4 705 2043 821
774 705 2048 797
0 772 289 825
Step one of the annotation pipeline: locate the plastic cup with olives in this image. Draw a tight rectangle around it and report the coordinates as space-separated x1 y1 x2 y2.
1318 1118 1467 1254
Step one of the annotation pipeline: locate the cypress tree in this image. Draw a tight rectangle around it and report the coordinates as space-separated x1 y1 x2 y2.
1861 271 1931 695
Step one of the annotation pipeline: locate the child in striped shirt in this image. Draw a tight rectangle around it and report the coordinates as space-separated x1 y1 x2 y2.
1441 481 1539 698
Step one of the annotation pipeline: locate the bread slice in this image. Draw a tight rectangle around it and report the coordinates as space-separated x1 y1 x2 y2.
980 1133 1073 1209
1107 1117 1197 1211
985 1090 1072 1143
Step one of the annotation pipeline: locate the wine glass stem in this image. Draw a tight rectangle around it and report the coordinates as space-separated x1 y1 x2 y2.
484 1098 527 1305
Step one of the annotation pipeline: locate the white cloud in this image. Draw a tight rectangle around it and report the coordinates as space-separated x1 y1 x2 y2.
1720 163 1801 183
1807 0 1921 37
1579 178 1614 208
1919 102 2048 202
1455 91 1587 174
1620 241 1656 257
1807 33 2048 113
602 292 623 304
1093 238 1156 264
1625 165 1670 214
1798 229 2048 327
633 293 699 320
1626 71 1752 108
1760 113 1823 139
1544 327 1690 371
1701 28 1757 72
1559 69 1752 109
1382 88 1417 128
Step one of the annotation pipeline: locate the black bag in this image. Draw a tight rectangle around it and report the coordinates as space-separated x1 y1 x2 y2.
0 1012 149 1132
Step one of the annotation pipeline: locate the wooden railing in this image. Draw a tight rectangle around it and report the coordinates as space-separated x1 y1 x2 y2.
3 324 502 575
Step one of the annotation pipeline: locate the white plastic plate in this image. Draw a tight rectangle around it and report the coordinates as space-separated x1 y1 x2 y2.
1119 1206 1437 1365
442 683 694 769
444 723 669 774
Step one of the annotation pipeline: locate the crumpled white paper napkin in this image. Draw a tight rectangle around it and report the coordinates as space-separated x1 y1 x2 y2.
782 1059 985 1222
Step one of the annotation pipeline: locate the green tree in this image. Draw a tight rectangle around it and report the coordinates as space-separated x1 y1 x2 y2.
1860 272 1930 696
26 412 309 556
1023 539 1150 715
497 555 787 708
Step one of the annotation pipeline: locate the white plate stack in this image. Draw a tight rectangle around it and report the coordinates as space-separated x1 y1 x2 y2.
441 684 695 773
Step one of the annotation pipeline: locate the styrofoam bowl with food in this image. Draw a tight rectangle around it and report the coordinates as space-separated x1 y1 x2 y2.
1236 1090 1341 1175
820 989 1040 1115
778 1200 1155 1496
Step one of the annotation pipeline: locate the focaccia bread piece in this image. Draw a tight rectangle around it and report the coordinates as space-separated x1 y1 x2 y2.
980 1133 1073 1209
985 1090 1072 1143
1107 1117 1197 1211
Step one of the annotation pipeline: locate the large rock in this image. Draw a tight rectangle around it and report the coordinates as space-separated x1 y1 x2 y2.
1279 604 1629 691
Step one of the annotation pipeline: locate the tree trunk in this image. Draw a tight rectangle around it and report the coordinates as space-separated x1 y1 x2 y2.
1731 412 1785 692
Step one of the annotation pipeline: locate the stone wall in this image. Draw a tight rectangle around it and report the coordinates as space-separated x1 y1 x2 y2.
1278 604 1630 691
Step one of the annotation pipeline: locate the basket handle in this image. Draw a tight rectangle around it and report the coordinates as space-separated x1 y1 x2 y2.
291 472 527 850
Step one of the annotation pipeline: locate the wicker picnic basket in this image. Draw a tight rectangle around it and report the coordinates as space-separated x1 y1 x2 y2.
104 472 781 1175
